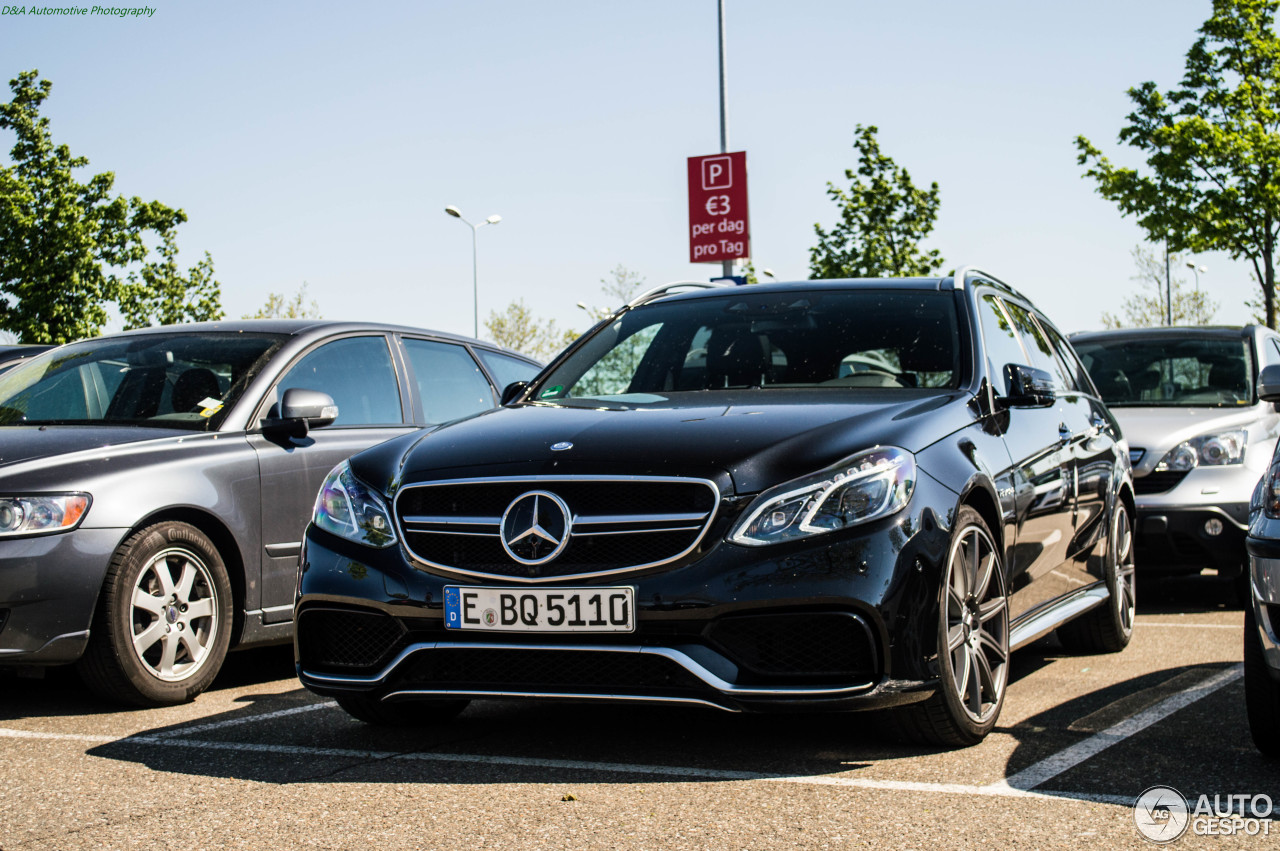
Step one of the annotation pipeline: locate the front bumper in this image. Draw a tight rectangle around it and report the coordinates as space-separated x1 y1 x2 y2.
1132 464 1258 573
295 481 956 714
0 527 122 665
1244 537 1280 680
1134 504 1249 574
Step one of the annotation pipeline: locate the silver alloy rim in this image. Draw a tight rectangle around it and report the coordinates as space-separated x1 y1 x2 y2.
129 546 219 682
942 523 1009 724
1114 508 1136 635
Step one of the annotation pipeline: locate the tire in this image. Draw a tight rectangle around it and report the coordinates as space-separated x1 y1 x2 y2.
335 694 470 727
1244 605 1280 758
898 506 1010 747
77 521 233 706
1234 565 1252 609
1057 502 1136 654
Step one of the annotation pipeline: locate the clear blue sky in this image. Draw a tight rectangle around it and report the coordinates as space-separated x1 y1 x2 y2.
0 0 1260 342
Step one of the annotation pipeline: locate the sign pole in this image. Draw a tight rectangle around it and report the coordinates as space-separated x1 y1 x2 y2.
718 0 732 280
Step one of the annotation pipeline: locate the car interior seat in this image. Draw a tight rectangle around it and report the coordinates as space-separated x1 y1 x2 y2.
1208 360 1248 399
171 367 222 413
1090 366 1133 401
705 326 770 389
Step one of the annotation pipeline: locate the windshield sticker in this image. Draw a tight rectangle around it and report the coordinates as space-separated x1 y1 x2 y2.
198 398 223 418
540 385 564 399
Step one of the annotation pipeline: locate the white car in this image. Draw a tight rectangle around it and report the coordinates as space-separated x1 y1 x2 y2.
1071 326 1280 587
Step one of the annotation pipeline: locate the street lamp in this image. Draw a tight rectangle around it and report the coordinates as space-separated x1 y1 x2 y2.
444 205 502 338
1185 261 1207 292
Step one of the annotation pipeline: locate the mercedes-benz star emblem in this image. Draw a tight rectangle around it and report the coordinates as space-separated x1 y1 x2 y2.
500 490 572 565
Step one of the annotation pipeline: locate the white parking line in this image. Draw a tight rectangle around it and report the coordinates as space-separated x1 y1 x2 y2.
0 728 1130 804
149 701 336 738
989 663 1243 795
0 663 1243 808
1139 622 1241 630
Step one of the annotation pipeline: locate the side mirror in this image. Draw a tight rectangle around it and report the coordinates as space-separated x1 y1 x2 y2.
263 388 339 437
1000 364 1057 408
1258 364 1280 402
500 381 529 406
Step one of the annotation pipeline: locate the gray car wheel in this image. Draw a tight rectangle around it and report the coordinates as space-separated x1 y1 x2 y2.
78 521 233 706
899 506 1009 747
1057 502 1135 654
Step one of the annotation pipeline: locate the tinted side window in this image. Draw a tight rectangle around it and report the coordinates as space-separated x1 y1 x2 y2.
1033 315 1088 393
476 349 541 393
1004 301 1070 391
276 336 403 426
978 294 1028 394
403 338 496 424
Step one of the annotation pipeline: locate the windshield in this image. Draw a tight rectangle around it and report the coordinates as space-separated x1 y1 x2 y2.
535 289 962 404
1072 335 1253 407
0 332 286 430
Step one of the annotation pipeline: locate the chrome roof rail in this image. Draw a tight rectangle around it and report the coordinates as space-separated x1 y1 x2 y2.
625 280 730 309
949 265 979 290
947 266 1031 302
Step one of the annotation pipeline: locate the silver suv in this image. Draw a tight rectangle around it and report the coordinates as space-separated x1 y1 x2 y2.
1071 326 1280 584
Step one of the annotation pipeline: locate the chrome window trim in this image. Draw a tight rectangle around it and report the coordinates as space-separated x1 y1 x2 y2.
393 475 722 583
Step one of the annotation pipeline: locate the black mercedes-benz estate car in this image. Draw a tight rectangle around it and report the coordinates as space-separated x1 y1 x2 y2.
296 270 1136 746
0 321 539 706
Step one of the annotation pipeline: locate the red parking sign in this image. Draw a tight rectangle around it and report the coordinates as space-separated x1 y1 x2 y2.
688 151 750 264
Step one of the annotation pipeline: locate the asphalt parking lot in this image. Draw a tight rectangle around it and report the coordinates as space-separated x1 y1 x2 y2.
0 574 1275 850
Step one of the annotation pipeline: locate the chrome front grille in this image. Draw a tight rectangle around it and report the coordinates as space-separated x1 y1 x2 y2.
395 476 721 581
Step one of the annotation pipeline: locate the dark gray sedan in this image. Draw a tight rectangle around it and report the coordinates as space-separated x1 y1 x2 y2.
0 344 55 375
0 320 540 705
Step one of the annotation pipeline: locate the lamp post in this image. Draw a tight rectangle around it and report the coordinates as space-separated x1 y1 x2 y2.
444 205 501 338
1185 261 1207 292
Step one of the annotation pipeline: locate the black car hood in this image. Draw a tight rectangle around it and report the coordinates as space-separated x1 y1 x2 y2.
358 390 975 495
0 425 193 469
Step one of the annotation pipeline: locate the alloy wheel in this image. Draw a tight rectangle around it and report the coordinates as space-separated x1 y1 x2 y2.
1113 508 1136 635
129 546 221 682
942 522 1010 725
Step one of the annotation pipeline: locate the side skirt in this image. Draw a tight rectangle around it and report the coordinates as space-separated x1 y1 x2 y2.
1009 582 1109 651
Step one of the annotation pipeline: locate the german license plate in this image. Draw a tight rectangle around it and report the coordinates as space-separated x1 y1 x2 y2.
443 586 635 633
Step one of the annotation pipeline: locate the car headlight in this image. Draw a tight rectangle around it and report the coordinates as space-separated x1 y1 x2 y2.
0 494 90 537
312 461 397 548
1154 430 1247 471
1261 453 1280 519
730 447 915 546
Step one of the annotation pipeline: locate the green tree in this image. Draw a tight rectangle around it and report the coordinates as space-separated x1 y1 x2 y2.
485 299 576 361
578 264 646 321
117 227 223 329
1100 245 1218 328
0 70 215 343
809 124 944 279
243 283 321 319
1076 0 1280 328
